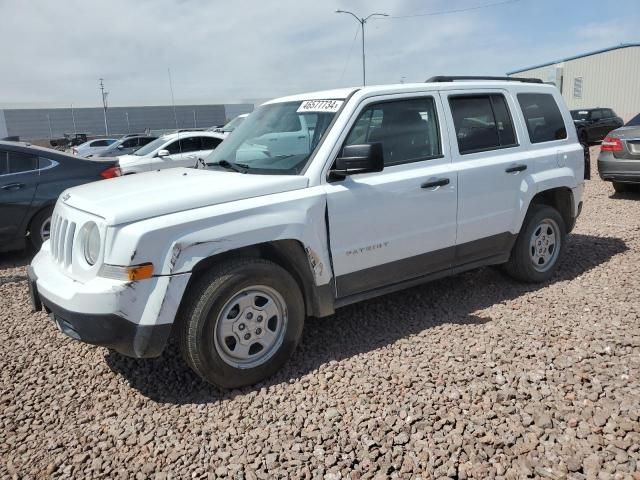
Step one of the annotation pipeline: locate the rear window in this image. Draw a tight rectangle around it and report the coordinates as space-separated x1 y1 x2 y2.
449 94 517 154
517 93 567 143
626 113 640 126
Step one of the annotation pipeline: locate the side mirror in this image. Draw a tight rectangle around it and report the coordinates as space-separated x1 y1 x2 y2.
331 143 384 178
157 149 170 158
117 145 124 149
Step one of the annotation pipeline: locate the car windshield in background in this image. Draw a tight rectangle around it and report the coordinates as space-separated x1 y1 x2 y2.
626 113 640 126
571 110 590 121
205 100 342 175
133 136 166 156
222 116 246 132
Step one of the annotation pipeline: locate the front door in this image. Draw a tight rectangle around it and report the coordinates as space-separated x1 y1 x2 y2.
0 149 39 245
325 94 458 298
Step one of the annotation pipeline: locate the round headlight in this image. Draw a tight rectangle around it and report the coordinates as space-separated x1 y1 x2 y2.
83 222 101 265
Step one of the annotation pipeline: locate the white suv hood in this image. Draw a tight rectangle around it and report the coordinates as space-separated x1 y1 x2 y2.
61 168 309 225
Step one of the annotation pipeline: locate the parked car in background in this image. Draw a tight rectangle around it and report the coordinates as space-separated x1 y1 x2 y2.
0 141 119 252
87 135 158 158
571 108 624 144
211 113 249 136
73 138 117 157
597 113 640 192
28 77 585 388
116 131 225 174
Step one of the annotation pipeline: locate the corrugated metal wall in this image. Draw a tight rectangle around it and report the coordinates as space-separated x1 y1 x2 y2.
0 103 254 140
511 46 640 122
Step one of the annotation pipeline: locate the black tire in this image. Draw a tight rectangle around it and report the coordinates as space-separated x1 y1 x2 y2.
612 182 627 193
29 206 54 250
177 257 305 389
503 205 566 283
579 130 589 145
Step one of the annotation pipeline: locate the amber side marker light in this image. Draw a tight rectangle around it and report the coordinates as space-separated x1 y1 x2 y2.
127 263 154 281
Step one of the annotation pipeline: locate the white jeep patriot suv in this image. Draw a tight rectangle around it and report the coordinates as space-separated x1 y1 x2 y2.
28 77 585 388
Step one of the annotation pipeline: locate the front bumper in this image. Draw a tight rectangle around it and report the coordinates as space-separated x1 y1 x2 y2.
28 247 186 358
598 155 640 184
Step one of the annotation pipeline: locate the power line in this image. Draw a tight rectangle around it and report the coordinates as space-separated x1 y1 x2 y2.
381 0 521 19
338 25 361 84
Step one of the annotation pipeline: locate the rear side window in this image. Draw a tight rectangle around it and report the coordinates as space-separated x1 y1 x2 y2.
7 150 38 173
0 151 8 175
517 93 567 143
91 140 109 147
626 113 640 126
449 94 517 154
121 138 139 148
201 137 222 150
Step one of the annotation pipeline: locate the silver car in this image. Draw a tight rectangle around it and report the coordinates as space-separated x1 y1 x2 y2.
597 113 640 193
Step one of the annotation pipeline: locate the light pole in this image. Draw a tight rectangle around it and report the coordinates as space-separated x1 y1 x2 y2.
336 10 388 86
125 112 130 133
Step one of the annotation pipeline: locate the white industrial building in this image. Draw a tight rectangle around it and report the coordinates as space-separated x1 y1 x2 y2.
508 43 640 121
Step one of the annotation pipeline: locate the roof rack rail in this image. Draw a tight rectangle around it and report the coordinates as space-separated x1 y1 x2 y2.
426 75 543 84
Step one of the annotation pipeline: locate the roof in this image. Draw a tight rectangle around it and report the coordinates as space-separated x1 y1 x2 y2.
263 81 555 105
507 43 640 75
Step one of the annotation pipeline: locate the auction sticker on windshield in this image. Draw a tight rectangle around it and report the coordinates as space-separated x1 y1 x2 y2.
297 100 344 113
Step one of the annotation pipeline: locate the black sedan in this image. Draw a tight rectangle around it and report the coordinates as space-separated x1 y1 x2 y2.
0 141 119 252
571 108 624 144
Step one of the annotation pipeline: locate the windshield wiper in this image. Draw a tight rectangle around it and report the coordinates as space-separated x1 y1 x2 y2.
207 159 249 173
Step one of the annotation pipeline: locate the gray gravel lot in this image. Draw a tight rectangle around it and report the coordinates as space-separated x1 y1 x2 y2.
1 149 639 479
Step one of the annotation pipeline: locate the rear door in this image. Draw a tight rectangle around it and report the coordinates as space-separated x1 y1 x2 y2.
0 149 40 245
443 90 529 265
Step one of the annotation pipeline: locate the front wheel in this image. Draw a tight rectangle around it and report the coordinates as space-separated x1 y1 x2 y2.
612 182 627 193
29 206 54 251
503 205 566 283
178 258 305 388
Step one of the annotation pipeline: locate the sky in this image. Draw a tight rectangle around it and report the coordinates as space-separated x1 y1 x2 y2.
0 0 638 108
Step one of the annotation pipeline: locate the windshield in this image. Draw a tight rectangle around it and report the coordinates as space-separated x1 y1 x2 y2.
571 110 590 121
133 136 167 156
204 100 342 175
221 115 246 132
626 113 640 126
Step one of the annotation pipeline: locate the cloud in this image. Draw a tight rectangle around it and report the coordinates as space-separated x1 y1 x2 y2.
0 0 637 107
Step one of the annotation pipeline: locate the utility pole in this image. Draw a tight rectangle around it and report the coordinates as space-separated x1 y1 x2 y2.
99 78 109 135
125 112 130 133
71 104 77 134
46 114 53 139
336 10 388 86
193 110 197 128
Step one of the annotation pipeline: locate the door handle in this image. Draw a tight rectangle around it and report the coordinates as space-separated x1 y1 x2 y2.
505 164 527 173
297 135 306 139
421 178 450 189
1 183 25 191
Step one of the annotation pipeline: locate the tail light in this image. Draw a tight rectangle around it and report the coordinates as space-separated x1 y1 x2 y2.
100 166 122 179
601 137 623 152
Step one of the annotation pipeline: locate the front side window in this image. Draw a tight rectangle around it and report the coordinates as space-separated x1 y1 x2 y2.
165 138 201 154
205 100 341 175
344 97 441 166
134 136 168 156
449 94 517 154
518 93 568 143
121 138 139 148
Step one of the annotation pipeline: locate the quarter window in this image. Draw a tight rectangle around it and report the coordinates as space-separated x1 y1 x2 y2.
449 94 517 154
0 151 8 175
344 97 441 166
517 93 568 143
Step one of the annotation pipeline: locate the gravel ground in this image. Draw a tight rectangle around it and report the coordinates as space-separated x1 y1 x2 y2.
2 149 639 479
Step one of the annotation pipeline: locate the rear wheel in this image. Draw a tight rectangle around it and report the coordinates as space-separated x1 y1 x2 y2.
504 205 566 283
612 182 627 193
178 258 305 388
29 206 54 250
